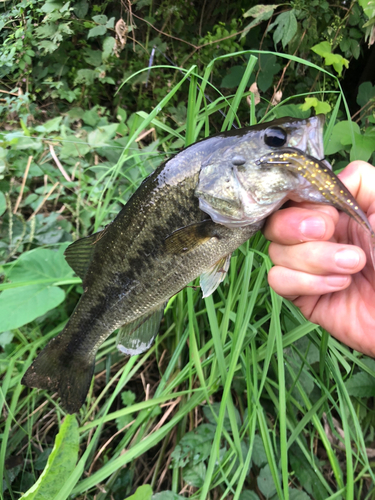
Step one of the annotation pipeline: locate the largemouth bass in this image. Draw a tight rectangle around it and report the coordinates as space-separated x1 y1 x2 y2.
22 115 375 413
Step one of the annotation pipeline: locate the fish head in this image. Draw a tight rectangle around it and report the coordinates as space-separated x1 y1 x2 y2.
196 115 328 226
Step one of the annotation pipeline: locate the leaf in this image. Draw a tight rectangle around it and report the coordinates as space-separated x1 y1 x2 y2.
0 331 13 347
40 0 63 14
73 0 89 18
35 116 62 133
171 424 216 467
182 462 206 487
92 15 108 25
102 36 115 61
87 124 119 147
273 10 297 48
311 41 331 57
88 25 107 38
152 492 185 500
289 489 311 500
20 415 79 499
221 65 246 88
74 68 97 85
239 491 260 500
311 42 349 76
258 53 281 91
357 81 375 108
6 247 74 283
345 371 375 397
242 4 279 37
325 120 360 155
0 191 6 217
0 285 65 332
300 97 331 114
350 130 375 162
257 464 278 499
126 485 153 500
252 435 268 467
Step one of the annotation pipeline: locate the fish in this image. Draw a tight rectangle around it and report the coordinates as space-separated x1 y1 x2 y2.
22 114 375 413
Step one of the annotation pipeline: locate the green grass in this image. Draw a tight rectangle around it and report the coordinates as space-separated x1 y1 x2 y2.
1 51 375 500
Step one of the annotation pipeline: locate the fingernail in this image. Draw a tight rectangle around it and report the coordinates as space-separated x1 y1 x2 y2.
326 275 350 287
334 249 360 269
299 217 326 239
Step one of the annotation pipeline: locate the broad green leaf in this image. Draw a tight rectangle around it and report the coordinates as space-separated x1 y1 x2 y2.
258 53 281 91
311 41 331 57
7 247 74 283
325 120 360 155
345 372 375 397
74 68 97 85
87 124 119 147
40 0 63 13
20 415 79 500
182 462 206 487
60 135 91 157
243 4 279 18
92 15 107 25
357 81 375 108
300 97 331 114
289 489 311 500
239 491 260 500
88 25 107 38
171 424 216 467
0 285 65 332
220 65 246 88
73 0 89 18
257 464 278 498
273 10 297 48
34 116 62 133
152 492 185 500
311 42 349 76
127 485 153 500
0 191 6 217
252 435 268 467
350 131 375 161
242 4 279 37
102 36 115 61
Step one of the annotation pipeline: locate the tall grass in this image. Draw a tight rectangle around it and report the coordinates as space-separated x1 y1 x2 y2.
1 50 375 500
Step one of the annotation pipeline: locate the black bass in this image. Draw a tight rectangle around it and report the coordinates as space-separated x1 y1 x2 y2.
22 115 375 413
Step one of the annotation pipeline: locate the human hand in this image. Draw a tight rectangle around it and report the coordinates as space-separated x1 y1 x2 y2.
264 161 375 357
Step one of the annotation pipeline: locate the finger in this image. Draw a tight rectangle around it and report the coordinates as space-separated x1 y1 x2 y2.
267 266 351 297
263 206 338 245
268 241 366 275
338 161 375 214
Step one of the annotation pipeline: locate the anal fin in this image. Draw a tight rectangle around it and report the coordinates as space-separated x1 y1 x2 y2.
200 254 231 298
116 305 165 356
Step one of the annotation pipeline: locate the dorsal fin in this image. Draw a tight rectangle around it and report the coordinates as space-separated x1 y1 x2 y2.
64 228 108 280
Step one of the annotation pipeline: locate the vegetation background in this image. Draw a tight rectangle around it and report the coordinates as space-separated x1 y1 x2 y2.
1 0 375 499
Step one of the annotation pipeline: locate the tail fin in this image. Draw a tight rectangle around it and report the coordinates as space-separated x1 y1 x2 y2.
22 335 96 413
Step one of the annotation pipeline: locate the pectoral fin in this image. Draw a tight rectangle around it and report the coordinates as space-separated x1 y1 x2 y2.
164 220 219 255
116 305 165 355
200 254 231 298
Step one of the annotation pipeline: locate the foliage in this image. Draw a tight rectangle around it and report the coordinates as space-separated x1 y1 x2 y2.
1 1 375 499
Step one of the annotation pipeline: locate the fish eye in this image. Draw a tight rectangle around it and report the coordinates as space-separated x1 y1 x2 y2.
264 127 287 148
232 155 246 166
